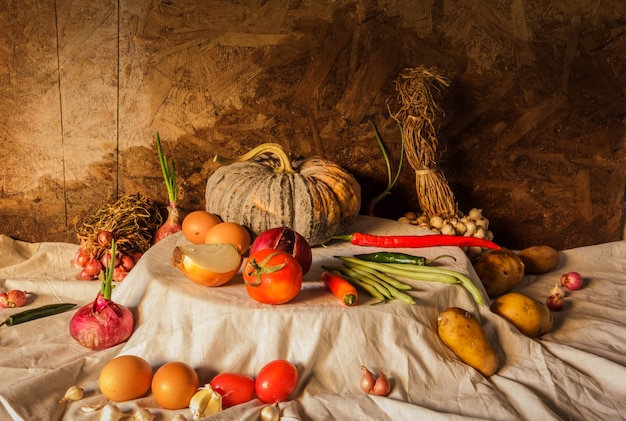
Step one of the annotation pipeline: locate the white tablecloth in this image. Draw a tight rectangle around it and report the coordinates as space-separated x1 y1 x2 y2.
1 216 625 420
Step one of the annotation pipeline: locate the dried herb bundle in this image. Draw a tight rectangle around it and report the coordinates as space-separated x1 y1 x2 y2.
388 66 458 219
76 193 162 257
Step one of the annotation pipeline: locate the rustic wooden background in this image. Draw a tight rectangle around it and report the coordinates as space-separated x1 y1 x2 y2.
1 0 624 250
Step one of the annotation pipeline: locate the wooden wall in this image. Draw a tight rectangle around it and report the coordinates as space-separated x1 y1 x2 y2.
1 0 625 250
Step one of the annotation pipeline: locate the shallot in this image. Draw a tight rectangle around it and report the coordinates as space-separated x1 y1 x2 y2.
560 271 583 291
0 290 28 308
97 230 114 248
153 132 182 244
546 283 566 311
69 240 134 350
360 366 391 396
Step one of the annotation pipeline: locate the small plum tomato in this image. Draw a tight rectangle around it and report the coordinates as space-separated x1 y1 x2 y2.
209 372 255 408
255 359 299 404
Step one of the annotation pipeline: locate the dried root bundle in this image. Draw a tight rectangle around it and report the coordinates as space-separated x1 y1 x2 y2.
388 66 457 219
76 193 162 258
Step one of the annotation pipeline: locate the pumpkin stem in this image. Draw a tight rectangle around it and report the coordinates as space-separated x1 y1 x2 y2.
213 143 295 174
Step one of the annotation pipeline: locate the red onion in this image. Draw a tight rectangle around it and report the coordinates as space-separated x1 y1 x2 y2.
70 240 134 350
560 271 583 290
250 227 313 274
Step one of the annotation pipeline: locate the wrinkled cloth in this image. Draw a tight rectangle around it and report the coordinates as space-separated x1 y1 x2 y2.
0 216 625 421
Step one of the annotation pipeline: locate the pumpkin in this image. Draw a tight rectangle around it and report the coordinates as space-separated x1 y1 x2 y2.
205 143 361 246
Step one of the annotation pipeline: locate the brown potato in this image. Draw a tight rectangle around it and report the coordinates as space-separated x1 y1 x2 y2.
437 307 499 377
473 248 525 298
490 292 553 338
517 245 560 274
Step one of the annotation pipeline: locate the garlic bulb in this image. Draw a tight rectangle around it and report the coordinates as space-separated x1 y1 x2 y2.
399 208 496 258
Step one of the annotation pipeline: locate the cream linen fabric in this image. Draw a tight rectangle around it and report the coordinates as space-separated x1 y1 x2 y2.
1 216 625 420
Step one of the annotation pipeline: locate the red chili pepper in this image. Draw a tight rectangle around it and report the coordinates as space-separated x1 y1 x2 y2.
331 233 500 250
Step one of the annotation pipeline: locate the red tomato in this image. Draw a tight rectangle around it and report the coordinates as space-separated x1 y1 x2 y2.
209 372 255 408
242 249 303 304
255 360 299 404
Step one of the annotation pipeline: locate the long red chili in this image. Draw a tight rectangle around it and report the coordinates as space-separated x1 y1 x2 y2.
331 233 500 249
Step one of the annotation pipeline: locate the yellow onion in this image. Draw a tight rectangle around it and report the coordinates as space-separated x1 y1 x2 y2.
172 243 243 286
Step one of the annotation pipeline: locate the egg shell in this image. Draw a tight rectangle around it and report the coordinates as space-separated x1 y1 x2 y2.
99 355 153 402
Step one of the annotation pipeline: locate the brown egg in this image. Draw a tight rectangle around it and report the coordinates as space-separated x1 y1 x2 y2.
204 221 251 254
99 355 153 402
152 361 199 410
182 210 222 244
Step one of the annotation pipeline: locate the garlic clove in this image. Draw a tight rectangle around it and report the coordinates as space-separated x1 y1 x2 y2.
99 404 130 421
81 402 106 413
260 403 280 421
189 384 222 420
59 385 84 403
132 408 155 421
468 208 483 221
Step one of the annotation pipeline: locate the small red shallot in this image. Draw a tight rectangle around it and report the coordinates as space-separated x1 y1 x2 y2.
546 283 566 311
372 370 391 396
360 366 391 396
560 271 583 291
73 248 90 268
360 366 376 394
0 290 28 308
97 230 114 248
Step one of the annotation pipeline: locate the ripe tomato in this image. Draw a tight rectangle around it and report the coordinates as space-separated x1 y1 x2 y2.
255 359 299 403
242 249 302 304
209 372 255 408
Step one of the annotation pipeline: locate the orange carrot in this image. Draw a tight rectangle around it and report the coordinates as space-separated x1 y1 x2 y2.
322 271 358 306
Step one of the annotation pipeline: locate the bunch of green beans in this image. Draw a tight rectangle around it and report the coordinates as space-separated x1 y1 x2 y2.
329 253 485 306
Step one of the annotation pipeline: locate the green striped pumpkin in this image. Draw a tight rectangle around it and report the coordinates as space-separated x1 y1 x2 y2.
205 143 361 246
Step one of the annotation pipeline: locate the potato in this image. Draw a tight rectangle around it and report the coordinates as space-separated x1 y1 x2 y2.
517 245 560 274
437 307 499 377
490 292 553 338
473 248 525 297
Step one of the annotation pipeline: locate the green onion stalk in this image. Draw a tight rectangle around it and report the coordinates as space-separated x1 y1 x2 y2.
153 132 182 244
365 120 405 216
